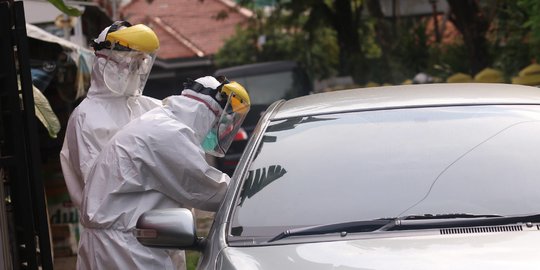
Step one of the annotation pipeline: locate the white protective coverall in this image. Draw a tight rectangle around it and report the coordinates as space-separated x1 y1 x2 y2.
59 55 161 210
78 78 230 269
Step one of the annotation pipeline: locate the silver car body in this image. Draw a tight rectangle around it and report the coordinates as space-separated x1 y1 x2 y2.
217 231 540 269
138 83 540 269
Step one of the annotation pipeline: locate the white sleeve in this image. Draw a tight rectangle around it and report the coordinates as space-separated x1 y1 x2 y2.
60 137 84 209
60 112 86 209
59 110 105 209
135 127 230 212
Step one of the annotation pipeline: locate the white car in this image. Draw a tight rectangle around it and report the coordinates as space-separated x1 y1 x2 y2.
136 83 540 269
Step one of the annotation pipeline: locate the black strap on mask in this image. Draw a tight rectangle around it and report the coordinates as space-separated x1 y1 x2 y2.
183 77 229 109
91 21 133 51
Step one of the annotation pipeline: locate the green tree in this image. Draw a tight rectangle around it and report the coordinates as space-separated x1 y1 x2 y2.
284 0 366 77
214 7 340 80
222 0 538 84
219 0 391 83
518 0 540 61
489 0 531 78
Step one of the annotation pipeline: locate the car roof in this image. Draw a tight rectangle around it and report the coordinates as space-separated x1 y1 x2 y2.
271 83 540 119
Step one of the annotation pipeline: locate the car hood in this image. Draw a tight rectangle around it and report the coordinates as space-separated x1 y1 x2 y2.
216 231 540 269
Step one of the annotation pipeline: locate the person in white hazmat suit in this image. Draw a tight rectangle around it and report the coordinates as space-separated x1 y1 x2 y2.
59 21 161 210
77 76 251 269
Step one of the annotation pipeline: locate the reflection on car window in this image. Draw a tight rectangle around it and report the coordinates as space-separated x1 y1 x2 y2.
230 105 540 238
238 165 287 206
266 116 336 132
397 119 540 216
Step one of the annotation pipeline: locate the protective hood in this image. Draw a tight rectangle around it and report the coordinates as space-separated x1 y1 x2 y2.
89 50 151 97
60 56 161 210
163 90 221 143
180 76 251 157
86 55 109 97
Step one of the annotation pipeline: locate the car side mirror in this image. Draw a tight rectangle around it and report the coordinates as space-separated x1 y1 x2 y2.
134 208 201 249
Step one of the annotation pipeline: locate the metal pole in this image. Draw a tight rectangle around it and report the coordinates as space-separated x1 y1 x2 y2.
0 1 39 268
14 2 54 269
0 168 13 270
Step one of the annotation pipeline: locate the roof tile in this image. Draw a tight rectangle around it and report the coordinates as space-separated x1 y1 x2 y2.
121 0 250 59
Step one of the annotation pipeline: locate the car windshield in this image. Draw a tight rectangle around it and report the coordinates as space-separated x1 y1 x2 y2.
229 105 540 238
231 71 305 105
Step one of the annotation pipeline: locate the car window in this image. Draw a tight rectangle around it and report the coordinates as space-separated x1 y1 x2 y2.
230 105 540 238
231 71 304 105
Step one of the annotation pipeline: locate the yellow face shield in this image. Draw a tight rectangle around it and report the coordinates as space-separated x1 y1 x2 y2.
93 22 160 95
201 81 251 157
106 24 160 53
221 81 251 114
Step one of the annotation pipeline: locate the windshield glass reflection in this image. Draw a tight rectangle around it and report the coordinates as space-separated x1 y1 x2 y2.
231 105 540 237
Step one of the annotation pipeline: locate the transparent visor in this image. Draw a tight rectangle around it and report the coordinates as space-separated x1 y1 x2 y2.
202 94 250 157
100 44 155 96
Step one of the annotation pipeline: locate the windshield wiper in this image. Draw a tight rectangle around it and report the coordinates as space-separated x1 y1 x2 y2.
379 213 540 231
267 219 392 243
396 213 503 219
267 213 540 243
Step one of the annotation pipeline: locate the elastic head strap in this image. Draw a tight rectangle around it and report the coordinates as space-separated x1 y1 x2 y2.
215 76 230 94
92 21 133 51
183 78 228 109
108 21 132 33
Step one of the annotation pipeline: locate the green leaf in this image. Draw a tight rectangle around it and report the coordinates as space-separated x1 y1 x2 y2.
47 0 82 16
33 85 61 138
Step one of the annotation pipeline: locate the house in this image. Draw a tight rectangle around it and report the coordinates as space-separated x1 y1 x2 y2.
121 0 252 99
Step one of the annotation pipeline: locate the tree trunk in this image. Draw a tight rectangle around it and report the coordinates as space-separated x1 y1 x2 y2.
447 0 490 74
331 0 363 75
366 0 394 81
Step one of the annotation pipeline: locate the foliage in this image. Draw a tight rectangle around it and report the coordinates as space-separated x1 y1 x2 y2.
214 25 259 67
33 85 60 138
218 0 540 85
214 8 340 80
517 0 540 61
518 0 540 41
186 251 199 270
297 0 366 76
47 0 82 16
378 17 432 83
429 43 470 77
490 1 532 78
17 81 60 138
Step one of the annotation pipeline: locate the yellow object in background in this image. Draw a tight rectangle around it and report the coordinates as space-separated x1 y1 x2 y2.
475 68 504 83
512 63 540 86
446 73 473 83
401 79 413 85
365 82 380 88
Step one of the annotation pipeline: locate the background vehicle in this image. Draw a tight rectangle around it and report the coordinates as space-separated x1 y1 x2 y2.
136 83 540 269
213 61 312 175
